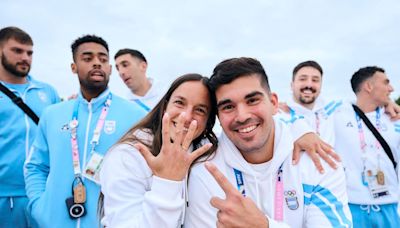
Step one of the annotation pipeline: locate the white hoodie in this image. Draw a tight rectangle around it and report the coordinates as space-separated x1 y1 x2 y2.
185 117 352 228
100 130 186 228
287 97 342 146
334 102 400 205
126 78 167 111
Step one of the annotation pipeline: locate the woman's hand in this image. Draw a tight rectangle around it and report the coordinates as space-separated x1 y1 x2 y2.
135 112 212 181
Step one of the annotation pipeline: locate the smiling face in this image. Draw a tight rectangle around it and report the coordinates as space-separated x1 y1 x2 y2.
71 42 111 99
291 66 322 109
165 80 211 141
216 74 278 161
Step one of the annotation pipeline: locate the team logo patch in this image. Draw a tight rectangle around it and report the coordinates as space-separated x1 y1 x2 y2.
104 120 116 134
37 91 48 102
284 190 299 210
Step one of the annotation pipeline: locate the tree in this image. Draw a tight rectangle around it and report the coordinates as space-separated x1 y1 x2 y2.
396 96 400 105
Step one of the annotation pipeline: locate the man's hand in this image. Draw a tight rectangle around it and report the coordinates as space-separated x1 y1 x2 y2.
278 102 290 114
205 162 269 228
67 93 78 100
135 112 211 181
384 101 400 121
293 133 341 174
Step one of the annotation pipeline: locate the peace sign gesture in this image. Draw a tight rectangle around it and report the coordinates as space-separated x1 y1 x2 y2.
135 112 212 181
205 162 269 228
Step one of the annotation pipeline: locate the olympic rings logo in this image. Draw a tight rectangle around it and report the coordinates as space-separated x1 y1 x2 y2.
284 190 296 196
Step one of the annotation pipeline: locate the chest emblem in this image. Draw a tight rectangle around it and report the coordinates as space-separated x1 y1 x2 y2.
284 190 299 210
104 120 116 134
37 91 48 102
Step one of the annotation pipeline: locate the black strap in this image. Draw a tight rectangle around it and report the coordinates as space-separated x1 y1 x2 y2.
352 104 397 169
0 83 39 124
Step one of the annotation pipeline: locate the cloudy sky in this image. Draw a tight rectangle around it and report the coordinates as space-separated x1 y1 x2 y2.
2 0 399 102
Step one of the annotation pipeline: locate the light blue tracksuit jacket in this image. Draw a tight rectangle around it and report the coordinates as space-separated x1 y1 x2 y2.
24 89 146 228
0 76 59 197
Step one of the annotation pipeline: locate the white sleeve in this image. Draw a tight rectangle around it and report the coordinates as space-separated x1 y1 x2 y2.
100 144 184 228
303 162 353 227
276 113 314 141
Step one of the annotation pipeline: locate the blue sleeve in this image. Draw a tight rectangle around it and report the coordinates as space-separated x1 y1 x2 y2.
24 109 50 212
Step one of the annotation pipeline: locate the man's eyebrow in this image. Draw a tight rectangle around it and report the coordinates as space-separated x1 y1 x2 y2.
81 51 93 56
98 52 108 57
217 99 231 109
244 91 264 100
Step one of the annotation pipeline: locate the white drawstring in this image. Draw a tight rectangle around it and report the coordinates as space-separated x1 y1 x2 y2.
360 204 381 214
9 197 14 209
249 169 261 208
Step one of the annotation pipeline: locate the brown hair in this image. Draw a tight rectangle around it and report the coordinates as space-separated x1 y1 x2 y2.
98 73 218 222
0 26 33 46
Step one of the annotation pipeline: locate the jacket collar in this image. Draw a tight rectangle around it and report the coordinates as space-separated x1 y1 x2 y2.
220 117 293 176
78 88 111 111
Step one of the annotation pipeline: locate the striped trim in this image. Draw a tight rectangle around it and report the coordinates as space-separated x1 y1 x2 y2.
303 184 352 227
279 108 304 124
323 101 335 111
394 124 400 133
133 99 151 112
325 100 343 116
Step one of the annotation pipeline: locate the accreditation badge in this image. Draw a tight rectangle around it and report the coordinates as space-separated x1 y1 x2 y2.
366 170 390 199
83 152 104 184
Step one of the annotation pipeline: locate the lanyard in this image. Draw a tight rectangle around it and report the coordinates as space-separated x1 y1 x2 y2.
70 94 112 176
355 108 381 154
355 108 381 186
233 164 284 221
315 112 320 135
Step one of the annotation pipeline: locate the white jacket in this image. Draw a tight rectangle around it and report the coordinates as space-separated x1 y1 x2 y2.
287 97 342 146
185 117 352 228
126 78 167 111
100 130 185 228
334 102 400 205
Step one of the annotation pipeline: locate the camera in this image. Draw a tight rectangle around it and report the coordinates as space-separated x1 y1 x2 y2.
65 197 86 219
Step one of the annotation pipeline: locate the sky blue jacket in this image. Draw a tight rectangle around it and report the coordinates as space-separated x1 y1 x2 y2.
0 76 59 197
24 89 146 228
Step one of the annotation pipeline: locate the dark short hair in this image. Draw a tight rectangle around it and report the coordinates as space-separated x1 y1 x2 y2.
71 35 109 61
114 48 147 63
292 60 323 81
209 57 270 93
0 26 33 46
351 66 385 94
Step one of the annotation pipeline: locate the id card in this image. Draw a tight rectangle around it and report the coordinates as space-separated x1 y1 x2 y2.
83 152 104 184
366 170 390 199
